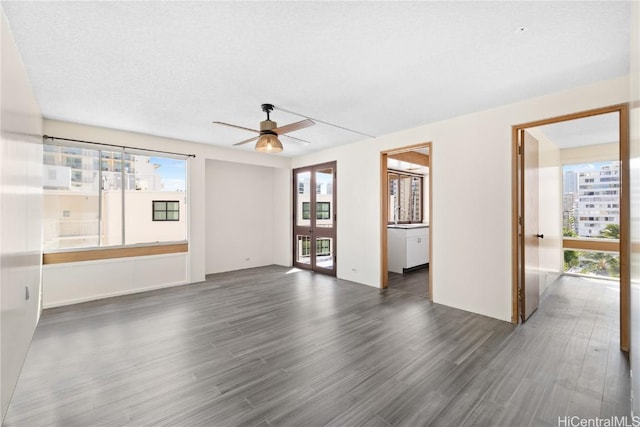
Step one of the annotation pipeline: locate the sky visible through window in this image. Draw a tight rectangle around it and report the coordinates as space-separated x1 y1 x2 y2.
150 157 186 192
562 161 613 175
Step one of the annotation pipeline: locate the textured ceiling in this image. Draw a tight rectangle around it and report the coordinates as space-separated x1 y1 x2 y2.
1 1 630 157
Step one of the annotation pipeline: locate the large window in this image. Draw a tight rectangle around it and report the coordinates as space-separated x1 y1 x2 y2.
562 160 620 278
43 140 188 251
563 161 620 239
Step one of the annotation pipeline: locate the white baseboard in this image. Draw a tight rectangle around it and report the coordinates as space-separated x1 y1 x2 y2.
43 280 189 309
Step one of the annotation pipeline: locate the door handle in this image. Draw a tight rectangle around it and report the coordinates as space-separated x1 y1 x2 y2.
535 234 544 239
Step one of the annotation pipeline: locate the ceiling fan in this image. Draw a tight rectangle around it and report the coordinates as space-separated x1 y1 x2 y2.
212 103 315 153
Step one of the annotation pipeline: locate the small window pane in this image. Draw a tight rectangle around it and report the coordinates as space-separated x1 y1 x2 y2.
316 202 330 220
302 202 310 220
152 200 179 222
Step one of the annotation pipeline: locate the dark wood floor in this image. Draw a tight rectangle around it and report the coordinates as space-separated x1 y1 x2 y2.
4 267 629 426
387 266 429 298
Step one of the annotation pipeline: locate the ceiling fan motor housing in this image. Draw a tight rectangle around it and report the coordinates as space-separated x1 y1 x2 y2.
260 104 277 133
260 120 277 133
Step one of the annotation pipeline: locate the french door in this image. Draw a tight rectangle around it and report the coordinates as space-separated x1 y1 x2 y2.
293 162 336 275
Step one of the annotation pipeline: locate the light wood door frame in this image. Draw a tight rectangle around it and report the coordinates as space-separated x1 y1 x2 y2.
380 142 432 299
511 103 630 351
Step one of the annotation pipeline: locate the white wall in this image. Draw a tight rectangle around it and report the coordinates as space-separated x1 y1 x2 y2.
0 8 43 421
561 142 619 164
293 76 630 321
42 119 291 306
205 159 291 274
42 254 188 308
123 191 187 245
528 129 563 295
271 167 292 267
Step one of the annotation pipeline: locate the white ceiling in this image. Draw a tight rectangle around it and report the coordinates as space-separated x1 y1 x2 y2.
1 1 630 157
533 112 620 149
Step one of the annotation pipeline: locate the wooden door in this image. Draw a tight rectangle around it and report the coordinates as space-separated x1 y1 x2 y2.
293 162 337 276
521 130 541 321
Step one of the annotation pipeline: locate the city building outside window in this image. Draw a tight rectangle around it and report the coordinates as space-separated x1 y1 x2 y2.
388 171 422 223
563 160 620 278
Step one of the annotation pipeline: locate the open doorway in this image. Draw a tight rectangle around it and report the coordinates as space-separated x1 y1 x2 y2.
512 104 630 350
380 143 432 299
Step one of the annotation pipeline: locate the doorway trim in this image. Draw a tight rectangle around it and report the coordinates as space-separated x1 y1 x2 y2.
511 103 630 350
380 142 432 299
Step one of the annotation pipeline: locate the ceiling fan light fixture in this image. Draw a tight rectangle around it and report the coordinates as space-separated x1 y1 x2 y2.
255 132 283 153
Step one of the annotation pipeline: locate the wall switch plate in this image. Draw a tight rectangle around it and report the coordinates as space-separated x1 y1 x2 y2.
25 286 30 300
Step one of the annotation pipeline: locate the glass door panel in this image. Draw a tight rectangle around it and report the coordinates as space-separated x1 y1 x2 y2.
296 235 312 265
315 237 333 270
315 167 333 229
296 171 311 227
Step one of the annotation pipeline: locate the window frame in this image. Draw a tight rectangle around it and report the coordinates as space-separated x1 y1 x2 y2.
42 138 190 262
387 169 423 224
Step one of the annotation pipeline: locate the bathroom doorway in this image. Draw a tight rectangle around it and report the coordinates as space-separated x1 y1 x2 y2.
380 143 432 299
